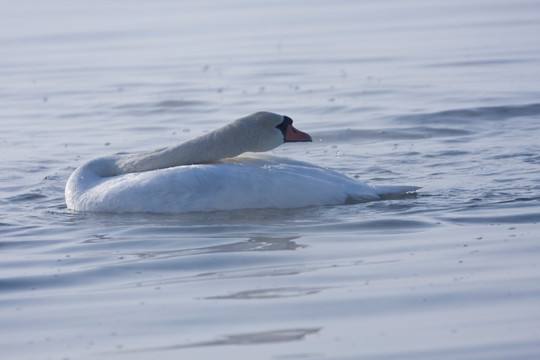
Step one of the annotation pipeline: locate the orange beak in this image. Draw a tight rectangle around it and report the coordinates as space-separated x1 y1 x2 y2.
284 124 312 142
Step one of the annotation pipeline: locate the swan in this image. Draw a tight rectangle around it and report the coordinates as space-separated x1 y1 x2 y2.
65 112 418 213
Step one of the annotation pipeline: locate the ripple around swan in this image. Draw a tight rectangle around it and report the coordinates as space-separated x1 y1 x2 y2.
114 259 366 290
314 126 472 143
128 235 306 261
299 218 435 233
366 341 540 360
6 192 47 202
440 211 540 225
113 99 213 116
123 327 322 353
202 287 324 300
395 103 540 125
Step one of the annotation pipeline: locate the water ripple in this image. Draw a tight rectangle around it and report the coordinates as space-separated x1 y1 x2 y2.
122 327 322 353
396 103 540 124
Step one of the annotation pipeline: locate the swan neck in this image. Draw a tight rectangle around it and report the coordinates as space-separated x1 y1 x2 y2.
114 121 249 175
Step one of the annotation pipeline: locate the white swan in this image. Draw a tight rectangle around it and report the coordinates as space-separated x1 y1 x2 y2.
65 112 418 213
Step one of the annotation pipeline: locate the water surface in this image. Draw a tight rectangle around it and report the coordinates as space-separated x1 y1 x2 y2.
1 0 540 359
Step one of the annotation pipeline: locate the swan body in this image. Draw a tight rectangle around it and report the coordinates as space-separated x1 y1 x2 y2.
66 112 418 213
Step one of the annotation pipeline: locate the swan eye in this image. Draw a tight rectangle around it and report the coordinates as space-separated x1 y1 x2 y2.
276 115 293 137
282 115 293 125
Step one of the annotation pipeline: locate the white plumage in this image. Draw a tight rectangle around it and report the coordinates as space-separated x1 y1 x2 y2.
65 112 418 213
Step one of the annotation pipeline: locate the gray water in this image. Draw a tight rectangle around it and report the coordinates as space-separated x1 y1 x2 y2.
1 0 540 359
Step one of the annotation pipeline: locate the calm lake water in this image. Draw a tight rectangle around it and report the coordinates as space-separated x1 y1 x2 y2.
2 0 540 359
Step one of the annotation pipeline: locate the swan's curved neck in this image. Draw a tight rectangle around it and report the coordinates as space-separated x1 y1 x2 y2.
103 120 252 177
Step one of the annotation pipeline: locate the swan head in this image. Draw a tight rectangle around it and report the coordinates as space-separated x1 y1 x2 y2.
234 112 312 153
